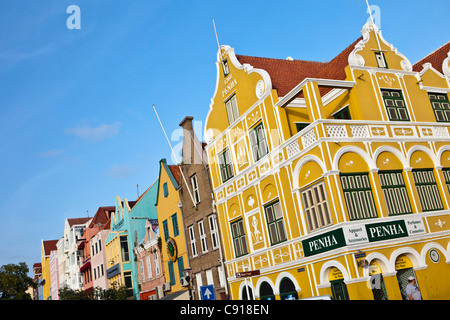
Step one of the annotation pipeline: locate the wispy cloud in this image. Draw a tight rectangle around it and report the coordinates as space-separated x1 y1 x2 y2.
65 122 121 143
36 148 65 158
106 163 137 179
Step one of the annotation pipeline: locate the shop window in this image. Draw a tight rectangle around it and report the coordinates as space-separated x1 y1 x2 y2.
225 94 239 124
230 219 248 257
218 148 234 183
428 92 450 122
264 201 287 245
340 173 377 220
259 282 275 300
279 277 298 300
378 170 412 215
241 286 254 300
381 89 410 121
412 169 444 212
249 122 269 162
301 180 332 231
331 280 349 300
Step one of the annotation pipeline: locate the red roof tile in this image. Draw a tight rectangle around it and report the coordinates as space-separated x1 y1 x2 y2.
168 165 181 185
42 239 58 256
67 217 91 227
236 55 326 97
413 41 450 74
89 206 115 228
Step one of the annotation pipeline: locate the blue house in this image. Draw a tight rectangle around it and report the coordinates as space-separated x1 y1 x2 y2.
106 179 159 300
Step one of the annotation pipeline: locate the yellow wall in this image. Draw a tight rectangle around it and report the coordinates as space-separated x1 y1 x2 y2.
156 160 189 295
205 22 450 300
40 244 51 300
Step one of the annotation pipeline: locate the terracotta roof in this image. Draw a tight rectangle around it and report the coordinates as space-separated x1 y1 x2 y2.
235 37 362 98
67 217 91 227
313 37 363 81
89 206 115 228
413 41 450 74
236 55 325 97
42 240 58 256
168 165 181 184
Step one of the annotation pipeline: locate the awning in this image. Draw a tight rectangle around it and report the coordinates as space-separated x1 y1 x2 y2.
159 289 189 300
77 240 85 250
80 260 91 272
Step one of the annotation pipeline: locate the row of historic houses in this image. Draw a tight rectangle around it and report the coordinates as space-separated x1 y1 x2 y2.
38 21 450 300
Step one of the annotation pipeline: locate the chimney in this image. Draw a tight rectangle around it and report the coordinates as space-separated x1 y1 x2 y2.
179 116 203 165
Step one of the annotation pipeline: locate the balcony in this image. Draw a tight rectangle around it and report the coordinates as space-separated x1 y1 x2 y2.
285 119 450 159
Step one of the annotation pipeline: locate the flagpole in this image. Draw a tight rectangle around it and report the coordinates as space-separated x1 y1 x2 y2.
365 0 382 51
152 104 198 209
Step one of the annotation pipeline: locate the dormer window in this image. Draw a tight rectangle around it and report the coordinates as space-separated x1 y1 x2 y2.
222 59 230 77
375 51 387 68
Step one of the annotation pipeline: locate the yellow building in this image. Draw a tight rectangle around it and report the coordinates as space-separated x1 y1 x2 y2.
40 239 58 300
155 159 190 299
204 21 450 300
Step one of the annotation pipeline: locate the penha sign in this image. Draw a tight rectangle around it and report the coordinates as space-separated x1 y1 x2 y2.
303 218 426 257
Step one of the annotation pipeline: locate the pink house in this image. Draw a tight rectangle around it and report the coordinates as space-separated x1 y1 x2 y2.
134 219 165 300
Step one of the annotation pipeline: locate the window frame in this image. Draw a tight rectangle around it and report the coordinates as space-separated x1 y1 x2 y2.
443 167 450 196
222 59 230 77
171 213 179 237
218 148 234 183
375 51 388 69
300 180 333 231
340 172 378 220
198 220 208 254
209 215 220 250
378 170 412 216
428 92 450 122
412 168 444 212
225 94 239 124
264 200 288 246
188 225 198 258
191 174 200 204
381 89 410 121
230 219 248 258
249 122 269 163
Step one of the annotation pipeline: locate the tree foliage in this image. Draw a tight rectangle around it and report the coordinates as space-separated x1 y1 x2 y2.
58 282 128 300
0 262 35 300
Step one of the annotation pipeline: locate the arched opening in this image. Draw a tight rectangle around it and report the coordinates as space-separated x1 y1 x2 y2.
259 281 275 300
279 277 298 300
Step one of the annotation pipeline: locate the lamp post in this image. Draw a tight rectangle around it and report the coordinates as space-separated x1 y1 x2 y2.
183 268 193 300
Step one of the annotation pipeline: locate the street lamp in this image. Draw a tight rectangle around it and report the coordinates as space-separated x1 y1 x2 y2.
183 268 192 300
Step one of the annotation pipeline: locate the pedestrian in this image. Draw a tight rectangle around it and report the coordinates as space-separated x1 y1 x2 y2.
405 276 422 300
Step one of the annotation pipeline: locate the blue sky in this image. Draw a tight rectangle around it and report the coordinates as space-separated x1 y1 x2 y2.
0 0 448 273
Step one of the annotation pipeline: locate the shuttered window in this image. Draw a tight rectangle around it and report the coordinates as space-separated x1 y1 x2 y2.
249 122 268 162
231 219 248 257
301 180 332 231
379 170 412 215
340 173 377 220
264 201 287 245
428 93 450 122
412 169 444 212
381 89 409 121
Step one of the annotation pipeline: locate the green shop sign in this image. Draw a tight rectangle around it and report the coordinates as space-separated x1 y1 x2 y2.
303 218 426 257
366 220 408 242
303 229 346 257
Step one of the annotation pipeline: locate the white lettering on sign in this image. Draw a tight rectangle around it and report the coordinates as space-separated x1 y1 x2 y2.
368 223 405 238
308 235 338 252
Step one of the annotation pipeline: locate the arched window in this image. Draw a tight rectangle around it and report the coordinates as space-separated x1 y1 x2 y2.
259 281 275 300
279 277 298 300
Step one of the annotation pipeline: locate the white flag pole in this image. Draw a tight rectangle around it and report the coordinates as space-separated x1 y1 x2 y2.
152 104 197 209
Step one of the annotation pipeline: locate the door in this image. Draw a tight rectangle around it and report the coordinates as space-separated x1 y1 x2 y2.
330 280 349 300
